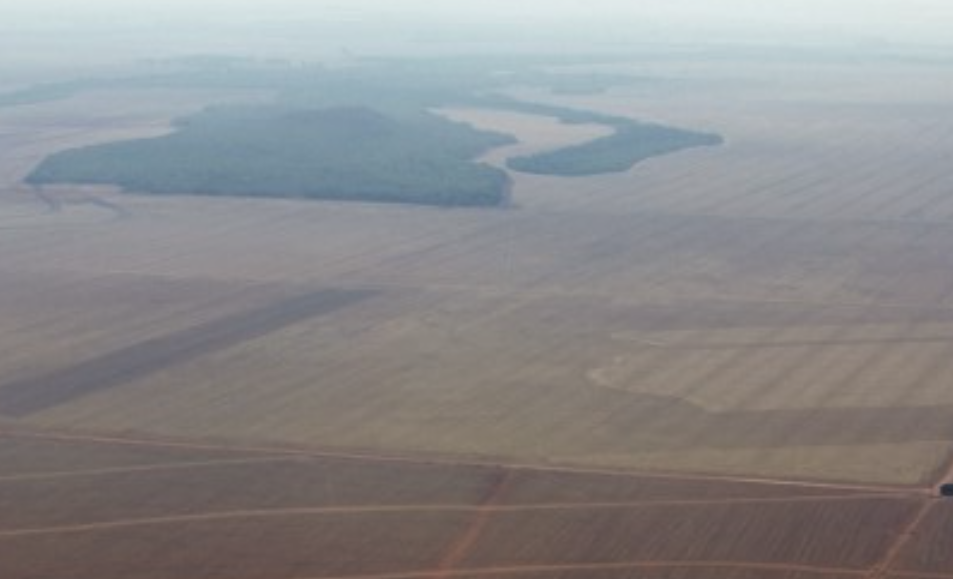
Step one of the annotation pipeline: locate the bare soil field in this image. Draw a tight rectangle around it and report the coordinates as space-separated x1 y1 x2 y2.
458 499 916 570
892 503 953 574
2 58 953 577
0 432 929 579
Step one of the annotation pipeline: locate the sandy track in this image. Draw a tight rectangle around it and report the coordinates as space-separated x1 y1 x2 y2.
436 469 513 575
0 493 910 538
0 455 302 482
0 428 921 495
310 560 870 579
892 572 953 579
868 499 935 579
648 336 953 350
864 448 953 579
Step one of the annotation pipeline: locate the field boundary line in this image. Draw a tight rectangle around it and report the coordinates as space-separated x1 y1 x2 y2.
436 469 512 575
866 441 953 579
0 456 303 483
891 572 953 579
868 499 934 579
0 493 913 538
0 428 922 495
309 559 868 579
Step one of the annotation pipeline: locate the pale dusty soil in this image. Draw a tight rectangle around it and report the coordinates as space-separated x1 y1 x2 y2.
2 64 953 486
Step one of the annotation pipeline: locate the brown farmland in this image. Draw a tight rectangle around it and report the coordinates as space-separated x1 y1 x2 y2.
0 431 929 579
2 57 953 578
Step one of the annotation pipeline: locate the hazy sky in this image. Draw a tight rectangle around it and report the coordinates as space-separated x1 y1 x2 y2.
3 0 952 66
4 0 949 33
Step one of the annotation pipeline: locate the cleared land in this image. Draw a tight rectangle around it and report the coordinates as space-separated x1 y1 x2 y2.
0 432 927 579
2 56 953 577
892 503 953 575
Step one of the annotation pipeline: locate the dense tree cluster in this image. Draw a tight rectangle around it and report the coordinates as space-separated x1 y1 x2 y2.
20 58 724 204
28 105 515 207
507 123 723 176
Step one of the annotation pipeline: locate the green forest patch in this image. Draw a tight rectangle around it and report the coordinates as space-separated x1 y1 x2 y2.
27 105 515 207
21 56 723 206
506 122 722 176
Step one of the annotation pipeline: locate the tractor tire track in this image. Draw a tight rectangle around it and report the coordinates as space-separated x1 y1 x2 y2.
0 455 303 483
0 428 919 495
313 559 869 579
0 492 910 538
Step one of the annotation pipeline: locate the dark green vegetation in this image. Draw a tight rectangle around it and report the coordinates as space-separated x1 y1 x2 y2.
21 56 723 205
507 122 722 176
27 105 514 207
479 96 723 176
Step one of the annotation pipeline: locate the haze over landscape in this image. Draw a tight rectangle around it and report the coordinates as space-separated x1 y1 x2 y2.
3 2 953 579
4 0 953 69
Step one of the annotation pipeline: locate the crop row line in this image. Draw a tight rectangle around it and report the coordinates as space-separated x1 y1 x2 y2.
0 494 917 539
310 559 871 579
0 428 919 494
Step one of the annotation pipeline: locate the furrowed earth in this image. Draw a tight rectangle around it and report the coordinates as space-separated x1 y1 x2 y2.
2 57 953 578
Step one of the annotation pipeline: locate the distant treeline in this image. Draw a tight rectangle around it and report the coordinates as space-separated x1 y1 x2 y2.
507 123 722 176
0 81 91 107
27 105 515 207
476 96 723 176
20 56 724 205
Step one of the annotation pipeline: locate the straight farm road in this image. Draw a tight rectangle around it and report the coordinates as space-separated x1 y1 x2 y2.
309 560 872 579
865 447 953 579
0 492 912 539
0 455 302 483
0 428 922 495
